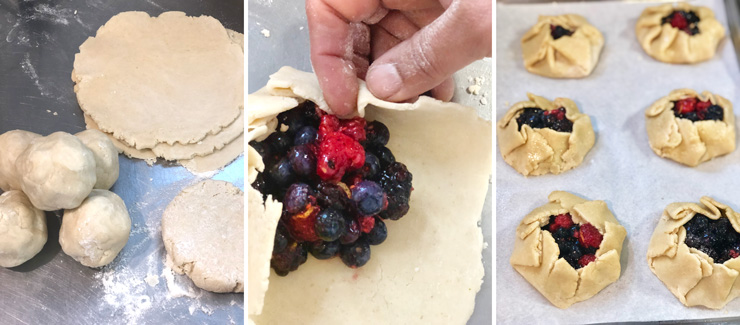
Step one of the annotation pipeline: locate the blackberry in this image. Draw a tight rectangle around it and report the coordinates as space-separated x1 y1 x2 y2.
340 239 371 268
380 195 410 221
542 214 601 269
309 240 341 260
316 182 351 211
379 162 413 197
267 157 295 188
314 208 346 242
516 107 573 132
340 219 361 245
351 181 386 216
273 224 289 254
365 218 387 245
559 241 583 268
704 105 724 121
550 25 573 40
683 213 740 263
283 183 312 214
294 126 318 146
552 227 572 241
364 121 390 146
288 145 316 177
516 107 545 130
551 119 572 132
271 242 308 276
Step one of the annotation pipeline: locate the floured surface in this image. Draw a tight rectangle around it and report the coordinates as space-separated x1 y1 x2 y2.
251 68 491 324
497 0 740 323
73 11 243 149
162 180 244 293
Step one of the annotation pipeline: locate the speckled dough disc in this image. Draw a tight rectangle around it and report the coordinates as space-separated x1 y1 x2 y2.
161 180 244 293
73 11 243 149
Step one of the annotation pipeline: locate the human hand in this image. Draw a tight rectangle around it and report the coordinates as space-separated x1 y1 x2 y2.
306 0 492 117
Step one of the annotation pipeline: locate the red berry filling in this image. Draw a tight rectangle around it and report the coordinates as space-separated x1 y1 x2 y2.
661 10 700 35
672 97 724 122
541 213 603 269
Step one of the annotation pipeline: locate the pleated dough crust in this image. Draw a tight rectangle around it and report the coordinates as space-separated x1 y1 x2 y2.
635 2 725 64
647 197 740 309
497 93 595 176
247 67 491 324
521 14 604 78
510 191 627 309
645 89 735 167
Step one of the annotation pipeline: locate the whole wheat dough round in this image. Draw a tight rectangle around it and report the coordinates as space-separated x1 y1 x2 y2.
0 191 47 268
17 132 97 211
75 129 119 190
59 190 131 267
162 179 244 293
0 130 41 191
72 11 243 149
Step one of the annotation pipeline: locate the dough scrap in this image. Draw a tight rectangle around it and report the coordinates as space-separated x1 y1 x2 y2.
497 93 595 176
59 190 131 267
0 130 41 192
645 89 735 166
72 11 243 149
521 14 604 78
162 180 244 293
179 133 244 174
647 197 740 309
0 191 47 268
249 67 491 324
247 187 281 317
75 129 120 190
635 2 725 64
510 191 627 309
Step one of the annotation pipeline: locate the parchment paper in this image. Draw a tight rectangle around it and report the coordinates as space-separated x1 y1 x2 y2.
496 0 740 323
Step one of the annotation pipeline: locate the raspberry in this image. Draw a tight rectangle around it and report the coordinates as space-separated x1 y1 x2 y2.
316 132 365 181
669 12 688 30
730 249 740 259
339 117 367 142
287 204 320 242
578 254 597 267
579 223 603 248
548 213 573 232
358 216 375 233
318 115 341 140
674 98 697 114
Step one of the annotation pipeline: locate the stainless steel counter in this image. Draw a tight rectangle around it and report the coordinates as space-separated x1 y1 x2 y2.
0 0 244 324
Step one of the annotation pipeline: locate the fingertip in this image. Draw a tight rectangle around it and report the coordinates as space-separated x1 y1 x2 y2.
431 78 455 102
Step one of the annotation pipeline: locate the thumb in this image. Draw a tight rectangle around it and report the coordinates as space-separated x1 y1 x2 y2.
365 1 491 102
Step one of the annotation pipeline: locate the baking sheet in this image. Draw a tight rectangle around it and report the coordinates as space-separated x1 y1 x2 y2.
496 0 740 323
248 1 492 324
0 0 244 323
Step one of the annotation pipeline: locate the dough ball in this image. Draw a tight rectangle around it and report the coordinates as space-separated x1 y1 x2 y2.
59 189 131 267
0 130 41 191
17 132 97 211
0 191 47 267
75 129 120 190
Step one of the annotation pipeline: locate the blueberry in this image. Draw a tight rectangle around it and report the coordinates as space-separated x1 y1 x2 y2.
249 140 271 158
340 219 361 245
267 157 295 188
351 181 385 216
372 146 396 169
283 183 311 214
288 145 316 176
550 25 573 40
273 224 289 254
683 111 699 122
552 227 572 240
316 182 351 211
365 218 387 245
314 208 346 242
516 107 545 130
704 105 723 121
365 121 390 146
685 10 700 24
294 126 318 145
264 132 292 155
362 153 381 180
340 239 371 268
271 242 308 276
309 240 341 260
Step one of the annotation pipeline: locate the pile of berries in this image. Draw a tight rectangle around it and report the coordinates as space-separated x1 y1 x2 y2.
541 213 603 269
550 24 574 40
684 213 740 264
516 107 573 133
671 98 724 122
661 10 700 35
250 102 413 276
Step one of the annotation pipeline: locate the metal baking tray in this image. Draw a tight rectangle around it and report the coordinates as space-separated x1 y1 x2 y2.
0 0 244 323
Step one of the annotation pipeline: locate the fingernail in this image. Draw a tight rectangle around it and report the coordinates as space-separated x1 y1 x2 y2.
367 64 402 99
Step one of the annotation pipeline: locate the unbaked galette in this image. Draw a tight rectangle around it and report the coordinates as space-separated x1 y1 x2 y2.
645 89 735 167
510 191 627 309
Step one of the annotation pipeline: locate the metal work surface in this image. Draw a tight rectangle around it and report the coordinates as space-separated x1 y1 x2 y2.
0 0 244 324
248 1 492 324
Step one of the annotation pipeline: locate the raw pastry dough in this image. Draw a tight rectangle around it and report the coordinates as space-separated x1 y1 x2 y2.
16 132 97 211
647 197 740 309
510 191 627 309
75 129 119 190
635 3 725 64
497 93 595 176
645 89 735 167
521 14 604 78
249 67 491 324
0 191 47 268
0 130 40 192
247 187 281 317
59 190 130 267
162 180 244 293
72 11 243 149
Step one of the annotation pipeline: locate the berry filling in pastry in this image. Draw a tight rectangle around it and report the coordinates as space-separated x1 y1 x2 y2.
683 213 740 263
541 213 603 269
516 107 573 132
672 98 724 121
550 24 574 40
250 101 413 276
661 10 700 35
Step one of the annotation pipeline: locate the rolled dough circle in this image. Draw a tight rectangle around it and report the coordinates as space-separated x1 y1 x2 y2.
72 11 243 149
75 129 119 190
59 189 131 267
0 191 47 268
0 130 41 191
162 179 244 293
17 132 97 211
